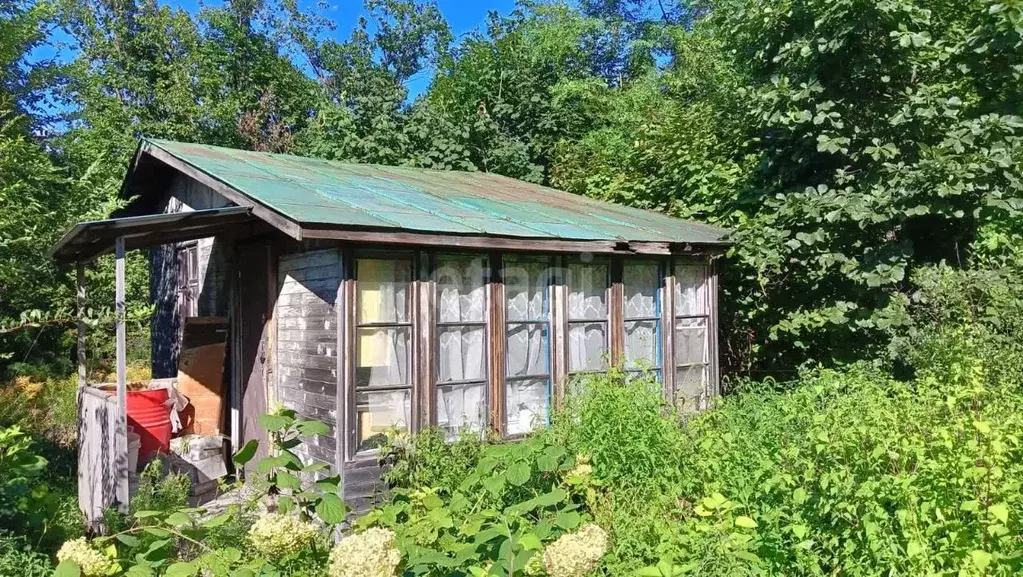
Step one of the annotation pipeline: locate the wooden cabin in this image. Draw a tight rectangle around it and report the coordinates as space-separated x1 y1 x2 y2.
52 138 729 521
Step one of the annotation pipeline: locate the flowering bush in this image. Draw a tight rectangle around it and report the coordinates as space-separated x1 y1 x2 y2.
56 537 117 576
328 527 401 577
247 512 319 557
543 523 608 577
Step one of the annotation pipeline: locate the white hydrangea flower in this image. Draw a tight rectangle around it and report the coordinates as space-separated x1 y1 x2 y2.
247 512 320 557
544 523 608 577
328 527 402 577
56 537 116 577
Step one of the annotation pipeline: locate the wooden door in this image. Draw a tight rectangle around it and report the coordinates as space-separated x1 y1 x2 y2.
237 243 272 474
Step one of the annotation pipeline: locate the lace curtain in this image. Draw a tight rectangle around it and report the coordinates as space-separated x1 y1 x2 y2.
623 262 660 372
435 256 487 436
505 258 551 435
567 262 608 372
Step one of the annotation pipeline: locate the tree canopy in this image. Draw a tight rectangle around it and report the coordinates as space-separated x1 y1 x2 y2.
1 0 1021 378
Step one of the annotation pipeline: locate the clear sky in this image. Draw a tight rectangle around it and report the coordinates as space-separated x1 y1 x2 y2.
33 0 519 100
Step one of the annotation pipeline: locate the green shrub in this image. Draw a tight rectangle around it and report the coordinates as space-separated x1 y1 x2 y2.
0 532 52 577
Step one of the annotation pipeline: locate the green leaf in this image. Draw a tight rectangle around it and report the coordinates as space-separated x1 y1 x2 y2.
165 512 192 527
258 413 292 433
115 534 139 548
316 492 348 524
971 550 992 571
276 471 301 490
203 511 234 529
537 488 568 507
297 419 330 436
165 562 197 577
53 560 81 577
555 511 581 530
735 516 758 529
133 510 162 519
989 503 1009 524
506 462 531 486
232 440 259 465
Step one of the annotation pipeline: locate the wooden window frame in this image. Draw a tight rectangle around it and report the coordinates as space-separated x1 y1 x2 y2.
667 257 716 410
430 252 492 437
501 254 554 439
345 250 418 458
564 257 613 377
337 247 721 463
620 258 666 380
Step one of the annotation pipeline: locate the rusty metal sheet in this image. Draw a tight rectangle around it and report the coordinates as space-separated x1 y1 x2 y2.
142 139 730 245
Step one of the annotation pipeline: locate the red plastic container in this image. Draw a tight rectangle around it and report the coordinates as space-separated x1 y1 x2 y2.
102 387 173 458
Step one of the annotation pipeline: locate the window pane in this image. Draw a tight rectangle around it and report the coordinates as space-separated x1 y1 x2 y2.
506 378 549 436
505 258 550 322
507 323 548 377
436 255 487 323
624 319 659 370
567 262 608 320
674 265 706 316
624 262 659 319
437 325 486 383
437 383 487 437
357 389 411 451
356 326 410 387
569 322 608 372
357 258 411 323
675 318 707 366
675 366 706 413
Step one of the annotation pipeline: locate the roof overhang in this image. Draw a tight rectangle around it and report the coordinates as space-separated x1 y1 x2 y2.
50 206 255 262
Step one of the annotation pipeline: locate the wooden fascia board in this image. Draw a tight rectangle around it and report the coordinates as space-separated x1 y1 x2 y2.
141 141 304 241
304 227 729 256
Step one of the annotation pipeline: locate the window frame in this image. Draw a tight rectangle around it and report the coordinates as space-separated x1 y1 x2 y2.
621 259 665 380
502 254 554 438
671 260 711 412
350 251 417 455
431 252 491 437
565 257 612 376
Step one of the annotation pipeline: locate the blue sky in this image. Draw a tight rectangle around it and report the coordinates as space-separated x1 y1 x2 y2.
33 0 519 100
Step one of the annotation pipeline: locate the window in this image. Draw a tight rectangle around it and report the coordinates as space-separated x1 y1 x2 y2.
434 254 488 437
623 261 662 379
567 260 609 374
355 257 413 451
674 264 709 412
176 243 199 319
504 256 552 436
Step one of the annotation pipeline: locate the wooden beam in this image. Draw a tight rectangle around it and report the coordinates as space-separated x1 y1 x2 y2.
76 262 87 389
551 257 568 409
488 253 506 436
662 268 676 403
114 236 129 512
609 258 624 367
303 227 729 256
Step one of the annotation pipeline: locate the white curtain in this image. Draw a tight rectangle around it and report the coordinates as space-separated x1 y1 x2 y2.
435 256 487 436
356 258 412 448
506 378 548 435
567 262 608 372
674 265 706 316
623 262 659 371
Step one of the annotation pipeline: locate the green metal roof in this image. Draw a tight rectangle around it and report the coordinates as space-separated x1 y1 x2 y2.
139 139 730 246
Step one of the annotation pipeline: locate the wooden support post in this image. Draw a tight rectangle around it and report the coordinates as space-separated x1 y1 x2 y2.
76 262 87 389
114 236 129 512
488 253 505 436
608 258 624 367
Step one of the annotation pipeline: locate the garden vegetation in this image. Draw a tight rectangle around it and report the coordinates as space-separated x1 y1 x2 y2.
1 0 1022 574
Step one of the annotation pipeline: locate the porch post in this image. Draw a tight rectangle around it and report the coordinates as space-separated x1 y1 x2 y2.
115 236 127 414
114 235 129 512
76 262 87 389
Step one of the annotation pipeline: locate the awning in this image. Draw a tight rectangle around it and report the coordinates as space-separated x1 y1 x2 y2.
50 206 254 262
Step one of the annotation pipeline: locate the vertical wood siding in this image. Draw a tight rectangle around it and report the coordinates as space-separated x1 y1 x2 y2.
151 174 232 378
276 249 341 476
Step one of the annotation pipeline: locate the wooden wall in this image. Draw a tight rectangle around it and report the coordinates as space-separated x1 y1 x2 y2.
77 386 128 530
151 174 232 378
275 249 341 476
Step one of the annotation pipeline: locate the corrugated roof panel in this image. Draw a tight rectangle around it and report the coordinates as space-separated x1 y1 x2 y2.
142 139 730 244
